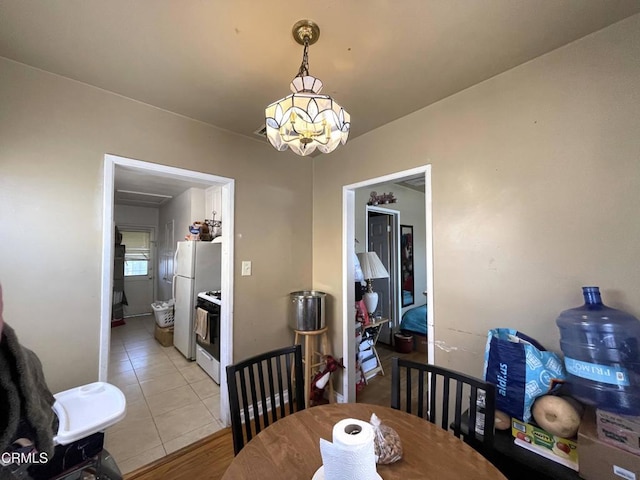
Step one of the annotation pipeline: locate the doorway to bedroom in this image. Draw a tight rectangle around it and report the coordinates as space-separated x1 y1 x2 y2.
343 166 434 403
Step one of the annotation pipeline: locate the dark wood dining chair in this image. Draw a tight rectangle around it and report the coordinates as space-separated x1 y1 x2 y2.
226 344 305 455
391 357 496 452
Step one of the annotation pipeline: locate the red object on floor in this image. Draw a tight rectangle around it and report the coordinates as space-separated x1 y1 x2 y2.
394 333 413 353
111 319 126 328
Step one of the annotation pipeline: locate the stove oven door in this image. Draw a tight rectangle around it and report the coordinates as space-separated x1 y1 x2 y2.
195 298 220 384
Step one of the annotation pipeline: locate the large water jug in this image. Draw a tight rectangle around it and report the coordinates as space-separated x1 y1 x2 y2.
556 286 640 415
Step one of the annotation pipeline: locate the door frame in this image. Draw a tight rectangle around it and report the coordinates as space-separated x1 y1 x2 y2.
342 165 434 403
366 206 401 341
101 154 235 426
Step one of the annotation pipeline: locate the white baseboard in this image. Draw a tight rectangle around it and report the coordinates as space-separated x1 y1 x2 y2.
239 390 288 424
239 388 344 424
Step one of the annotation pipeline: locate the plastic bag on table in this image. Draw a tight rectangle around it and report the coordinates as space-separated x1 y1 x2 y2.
370 413 402 464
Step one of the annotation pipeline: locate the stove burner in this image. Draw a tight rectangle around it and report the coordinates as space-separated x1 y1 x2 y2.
197 290 222 305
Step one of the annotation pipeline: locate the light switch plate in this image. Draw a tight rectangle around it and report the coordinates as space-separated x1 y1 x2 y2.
241 261 252 276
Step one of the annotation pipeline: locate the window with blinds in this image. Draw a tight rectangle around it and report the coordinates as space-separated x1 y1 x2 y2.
121 230 151 277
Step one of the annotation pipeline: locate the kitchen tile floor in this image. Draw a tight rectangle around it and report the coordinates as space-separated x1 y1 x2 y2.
106 314 223 475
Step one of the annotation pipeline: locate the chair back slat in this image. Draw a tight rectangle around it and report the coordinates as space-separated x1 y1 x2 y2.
391 357 496 453
405 367 413 415
293 347 305 413
269 356 279 418
417 369 425 418
429 370 437 424
391 358 400 410
453 381 464 437
247 366 260 435
440 377 450 431
238 369 252 444
467 387 478 441
265 358 277 423
226 344 305 455
256 362 269 428
483 384 496 446
284 353 294 415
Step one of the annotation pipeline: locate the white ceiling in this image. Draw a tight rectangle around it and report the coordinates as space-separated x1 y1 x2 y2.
2 1 639 203
113 165 225 207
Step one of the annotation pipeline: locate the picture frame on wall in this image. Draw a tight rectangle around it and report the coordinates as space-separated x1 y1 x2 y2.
401 224 414 307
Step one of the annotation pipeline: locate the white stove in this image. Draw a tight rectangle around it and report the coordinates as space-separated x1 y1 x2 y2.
195 290 221 384
197 290 221 305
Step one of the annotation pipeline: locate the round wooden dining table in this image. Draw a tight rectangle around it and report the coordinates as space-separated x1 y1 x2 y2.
221 402 507 479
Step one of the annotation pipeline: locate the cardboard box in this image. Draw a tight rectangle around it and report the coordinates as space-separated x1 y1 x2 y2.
511 418 578 470
579 408 640 480
597 409 640 435
413 333 428 353
154 324 174 347
597 409 640 456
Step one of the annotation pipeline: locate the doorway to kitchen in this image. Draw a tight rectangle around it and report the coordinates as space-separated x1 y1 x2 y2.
100 154 235 428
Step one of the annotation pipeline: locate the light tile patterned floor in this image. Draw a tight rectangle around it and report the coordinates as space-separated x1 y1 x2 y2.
106 315 223 474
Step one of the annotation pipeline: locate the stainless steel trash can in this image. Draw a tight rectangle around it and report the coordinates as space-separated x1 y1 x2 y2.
289 291 327 331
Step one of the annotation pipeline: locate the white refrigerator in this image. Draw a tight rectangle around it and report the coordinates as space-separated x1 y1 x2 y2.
173 241 222 360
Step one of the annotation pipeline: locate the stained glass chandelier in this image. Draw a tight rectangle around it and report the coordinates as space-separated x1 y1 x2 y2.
265 20 350 156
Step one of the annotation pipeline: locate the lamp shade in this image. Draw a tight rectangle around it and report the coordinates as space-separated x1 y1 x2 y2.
265 75 350 156
356 252 389 280
265 21 350 157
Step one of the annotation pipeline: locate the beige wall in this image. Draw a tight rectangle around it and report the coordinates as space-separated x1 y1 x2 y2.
313 15 640 387
0 58 313 392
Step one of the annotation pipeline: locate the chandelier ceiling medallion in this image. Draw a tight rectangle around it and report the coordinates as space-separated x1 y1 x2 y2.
265 20 351 156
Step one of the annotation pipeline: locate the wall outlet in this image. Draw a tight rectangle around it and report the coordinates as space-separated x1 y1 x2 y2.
241 261 252 276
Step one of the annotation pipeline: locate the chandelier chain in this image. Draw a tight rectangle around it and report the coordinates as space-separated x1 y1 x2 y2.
296 36 310 77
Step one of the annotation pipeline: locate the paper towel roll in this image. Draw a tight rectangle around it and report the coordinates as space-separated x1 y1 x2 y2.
332 418 374 447
318 418 379 480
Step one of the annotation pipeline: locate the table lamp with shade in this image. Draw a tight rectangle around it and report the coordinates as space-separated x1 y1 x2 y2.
356 251 390 317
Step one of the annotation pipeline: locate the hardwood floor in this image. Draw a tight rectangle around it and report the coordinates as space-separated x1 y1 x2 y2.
356 342 428 406
125 343 427 479
124 427 234 480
